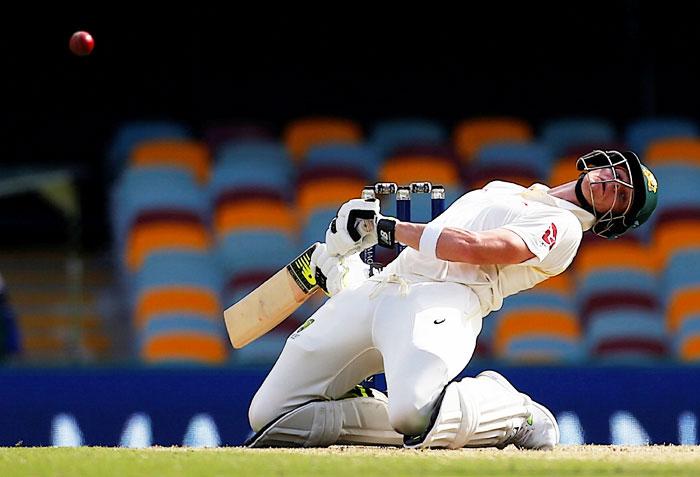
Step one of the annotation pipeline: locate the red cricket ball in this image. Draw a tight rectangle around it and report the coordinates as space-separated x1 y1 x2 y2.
69 31 95 56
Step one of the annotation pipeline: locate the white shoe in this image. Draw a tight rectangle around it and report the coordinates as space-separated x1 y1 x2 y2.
477 370 560 450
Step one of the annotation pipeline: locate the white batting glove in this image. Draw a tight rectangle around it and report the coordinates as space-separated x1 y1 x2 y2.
310 243 369 296
325 198 380 257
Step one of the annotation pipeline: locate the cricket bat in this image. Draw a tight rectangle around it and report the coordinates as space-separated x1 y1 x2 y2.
223 243 322 348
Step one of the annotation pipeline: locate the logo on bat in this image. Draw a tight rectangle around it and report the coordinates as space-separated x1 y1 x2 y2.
287 245 318 293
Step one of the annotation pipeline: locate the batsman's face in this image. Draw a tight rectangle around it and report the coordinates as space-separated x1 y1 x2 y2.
581 165 634 217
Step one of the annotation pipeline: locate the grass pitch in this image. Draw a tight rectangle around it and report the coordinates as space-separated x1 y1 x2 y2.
0 445 698 477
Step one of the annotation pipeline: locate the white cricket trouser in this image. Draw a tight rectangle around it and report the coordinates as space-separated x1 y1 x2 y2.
249 278 483 436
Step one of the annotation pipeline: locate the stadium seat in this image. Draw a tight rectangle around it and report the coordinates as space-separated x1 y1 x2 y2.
468 143 552 189
370 119 446 156
548 156 581 187
284 118 363 162
215 140 290 166
140 318 227 365
663 250 700 334
296 165 368 220
492 289 582 363
300 207 338 247
133 251 222 326
453 117 533 163
217 230 299 299
107 121 191 177
112 175 209 273
646 138 700 166
379 153 460 187
574 239 658 321
130 140 211 184
649 164 700 264
306 143 381 179
674 315 700 361
625 118 698 157
213 189 297 239
586 309 667 362
111 167 198 238
125 211 210 272
540 118 617 156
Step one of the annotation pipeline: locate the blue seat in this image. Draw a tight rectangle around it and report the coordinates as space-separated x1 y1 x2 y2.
305 143 381 179
370 119 446 155
625 118 698 156
112 167 197 221
575 269 658 313
135 251 222 292
474 143 554 181
585 310 667 362
107 121 191 177
139 313 226 346
113 176 207 244
498 291 575 314
216 140 290 165
649 163 700 216
217 231 299 277
662 251 700 304
130 251 222 310
504 337 583 363
301 207 337 246
674 315 700 358
540 118 616 156
208 161 294 203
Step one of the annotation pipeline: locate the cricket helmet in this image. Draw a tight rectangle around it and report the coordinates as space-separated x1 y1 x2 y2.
574 150 658 239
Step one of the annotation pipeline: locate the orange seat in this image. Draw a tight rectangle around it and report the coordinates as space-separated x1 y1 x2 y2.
215 199 297 237
549 156 581 186
297 177 366 218
126 222 210 272
493 310 580 355
533 271 573 294
142 333 227 364
453 118 533 163
135 287 221 328
654 221 700 268
284 118 363 162
574 240 656 279
679 335 700 361
667 288 700 332
131 140 211 183
646 138 700 166
379 155 460 186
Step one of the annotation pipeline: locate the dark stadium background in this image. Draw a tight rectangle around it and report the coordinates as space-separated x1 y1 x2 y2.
2 3 698 248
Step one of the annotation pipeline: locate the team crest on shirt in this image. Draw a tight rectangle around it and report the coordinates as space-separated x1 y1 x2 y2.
541 223 558 250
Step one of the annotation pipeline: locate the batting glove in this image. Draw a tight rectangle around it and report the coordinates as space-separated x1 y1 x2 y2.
325 198 380 257
310 243 369 296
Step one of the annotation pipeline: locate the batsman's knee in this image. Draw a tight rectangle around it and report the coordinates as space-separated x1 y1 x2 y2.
387 397 432 436
248 389 283 433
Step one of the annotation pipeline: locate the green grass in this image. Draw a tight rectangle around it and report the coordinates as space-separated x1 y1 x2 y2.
0 446 699 477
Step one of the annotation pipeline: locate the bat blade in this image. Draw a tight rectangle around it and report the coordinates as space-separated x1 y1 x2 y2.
224 243 320 348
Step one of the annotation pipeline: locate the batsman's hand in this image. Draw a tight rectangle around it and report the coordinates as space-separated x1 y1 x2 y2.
354 212 399 250
325 198 380 257
310 243 369 297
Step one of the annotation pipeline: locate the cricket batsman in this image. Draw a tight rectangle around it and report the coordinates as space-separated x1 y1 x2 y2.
246 150 659 450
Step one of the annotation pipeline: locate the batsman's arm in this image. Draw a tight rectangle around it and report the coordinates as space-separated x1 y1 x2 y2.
395 222 535 265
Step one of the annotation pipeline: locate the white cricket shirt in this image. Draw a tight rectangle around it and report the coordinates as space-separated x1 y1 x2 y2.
380 181 595 316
